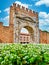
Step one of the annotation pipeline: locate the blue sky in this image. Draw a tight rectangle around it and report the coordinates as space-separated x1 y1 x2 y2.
0 0 49 32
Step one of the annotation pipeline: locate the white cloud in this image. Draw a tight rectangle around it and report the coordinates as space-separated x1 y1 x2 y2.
4 7 10 14
3 16 9 26
39 12 49 31
3 16 9 22
3 7 10 26
4 1 32 15
35 0 49 7
0 10 1 13
39 12 49 19
15 1 32 8
1 7 9 26
0 16 9 26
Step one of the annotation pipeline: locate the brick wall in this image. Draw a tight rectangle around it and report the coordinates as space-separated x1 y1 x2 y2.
0 22 49 43
0 3 38 43
0 3 49 43
0 23 13 43
40 30 49 44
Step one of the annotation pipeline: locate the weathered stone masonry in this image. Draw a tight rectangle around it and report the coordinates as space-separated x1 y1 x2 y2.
0 3 49 43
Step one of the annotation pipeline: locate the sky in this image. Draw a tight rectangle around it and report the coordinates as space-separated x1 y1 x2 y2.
0 0 49 33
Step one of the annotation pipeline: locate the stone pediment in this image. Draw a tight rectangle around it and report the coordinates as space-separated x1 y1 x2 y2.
22 17 36 23
15 12 37 23
16 15 36 23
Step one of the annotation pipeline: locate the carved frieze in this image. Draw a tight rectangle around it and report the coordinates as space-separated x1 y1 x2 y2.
15 12 38 23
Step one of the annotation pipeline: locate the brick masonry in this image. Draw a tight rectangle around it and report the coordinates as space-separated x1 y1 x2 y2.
40 30 49 44
0 3 49 43
0 23 13 43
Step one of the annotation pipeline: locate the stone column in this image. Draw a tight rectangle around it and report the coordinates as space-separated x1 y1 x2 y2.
36 23 39 43
14 15 21 43
32 22 39 43
14 15 16 43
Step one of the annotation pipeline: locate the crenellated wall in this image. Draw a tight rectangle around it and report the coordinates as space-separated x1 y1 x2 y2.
0 22 13 43
10 3 38 25
0 3 39 43
0 3 49 43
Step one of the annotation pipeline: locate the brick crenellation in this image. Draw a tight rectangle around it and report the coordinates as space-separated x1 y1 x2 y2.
11 3 38 17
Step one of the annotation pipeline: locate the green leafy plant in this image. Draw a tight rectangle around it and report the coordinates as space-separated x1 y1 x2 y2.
0 43 49 65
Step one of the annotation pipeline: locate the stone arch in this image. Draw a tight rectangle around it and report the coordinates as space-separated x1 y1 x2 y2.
14 13 39 43
19 25 34 43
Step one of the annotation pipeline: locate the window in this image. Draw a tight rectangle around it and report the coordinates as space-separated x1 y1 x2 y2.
24 37 25 41
20 36 22 41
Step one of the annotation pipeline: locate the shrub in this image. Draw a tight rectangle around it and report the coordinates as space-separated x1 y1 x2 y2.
0 43 49 65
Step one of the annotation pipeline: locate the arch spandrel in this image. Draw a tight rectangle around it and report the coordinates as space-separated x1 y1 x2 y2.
14 13 39 43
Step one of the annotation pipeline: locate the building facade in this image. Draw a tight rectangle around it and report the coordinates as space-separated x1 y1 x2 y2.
19 33 30 43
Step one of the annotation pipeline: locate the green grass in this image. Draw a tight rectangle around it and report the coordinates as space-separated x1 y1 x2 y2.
0 43 49 65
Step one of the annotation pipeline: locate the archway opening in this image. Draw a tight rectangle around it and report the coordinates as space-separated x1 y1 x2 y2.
21 28 29 34
19 26 34 43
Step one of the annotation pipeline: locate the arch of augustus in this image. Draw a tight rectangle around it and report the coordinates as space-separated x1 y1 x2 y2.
0 3 39 43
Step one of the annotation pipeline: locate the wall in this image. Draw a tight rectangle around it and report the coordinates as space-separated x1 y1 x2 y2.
0 22 13 43
0 3 38 43
0 3 49 43
40 30 49 44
